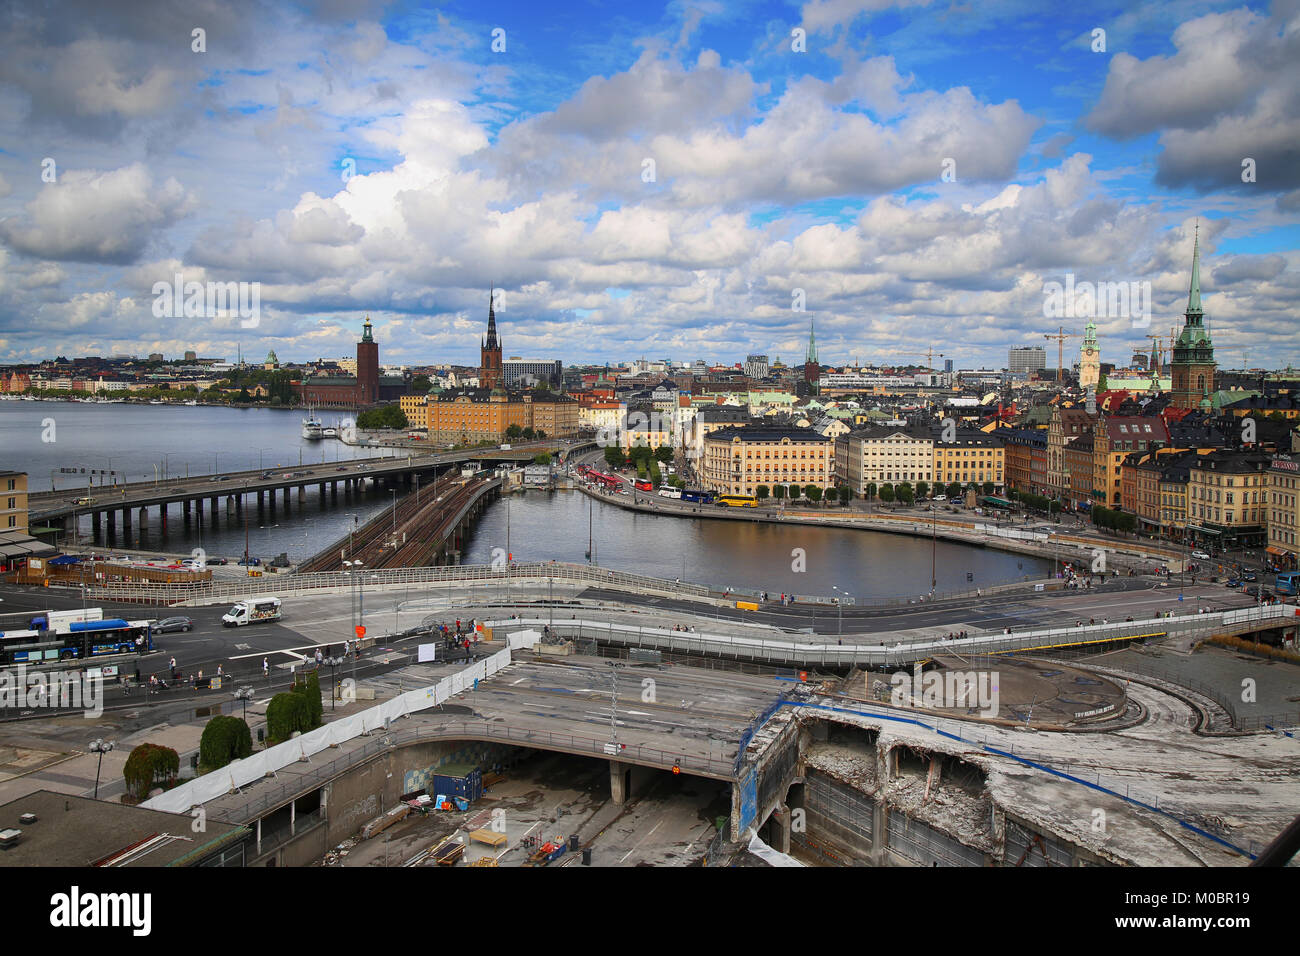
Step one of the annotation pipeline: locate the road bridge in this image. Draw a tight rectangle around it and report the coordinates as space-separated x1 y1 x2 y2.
31 440 590 542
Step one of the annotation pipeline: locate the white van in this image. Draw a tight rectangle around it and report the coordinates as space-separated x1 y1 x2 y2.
222 597 282 628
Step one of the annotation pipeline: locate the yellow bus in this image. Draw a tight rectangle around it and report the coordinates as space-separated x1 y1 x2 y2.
717 494 759 508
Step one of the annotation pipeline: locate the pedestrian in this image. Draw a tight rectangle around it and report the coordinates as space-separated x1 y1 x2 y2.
262 657 269 678
134 664 141 684
217 664 223 677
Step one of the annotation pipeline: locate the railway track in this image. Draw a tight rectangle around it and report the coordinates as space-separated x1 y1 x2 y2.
297 476 496 573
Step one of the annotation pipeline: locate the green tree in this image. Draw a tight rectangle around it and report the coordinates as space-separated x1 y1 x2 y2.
533 452 552 465
357 404 408 430
521 427 536 440
295 671 323 729
773 484 786 501
805 485 822 503
756 485 769 500
411 375 431 393
865 482 877 502
648 459 662 488
896 484 914 505
266 691 312 744
506 424 523 439
654 446 674 464
982 481 995 496
838 485 851 505
787 484 800 503
603 446 623 469
535 429 547 439
879 484 895 505
123 743 180 800
915 481 929 500
199 716 253 772
945 482 962 499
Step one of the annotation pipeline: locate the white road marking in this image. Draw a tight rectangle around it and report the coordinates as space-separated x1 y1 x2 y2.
619 818 663 864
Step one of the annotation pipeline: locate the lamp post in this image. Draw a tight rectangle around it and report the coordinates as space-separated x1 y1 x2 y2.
234 686 253 722
832 586 845 635
324 658 342 710
929 504 937 596
607 661 625 748
89 738 114 799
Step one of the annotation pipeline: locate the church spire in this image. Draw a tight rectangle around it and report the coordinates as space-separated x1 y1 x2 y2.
486 286 499 349
1186 221 1203 318
805 317 817 365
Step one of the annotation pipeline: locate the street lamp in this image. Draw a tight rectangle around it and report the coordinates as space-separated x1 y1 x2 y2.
234 686 253 722
323 658 342 710
89 738 114 799
606 661 626 748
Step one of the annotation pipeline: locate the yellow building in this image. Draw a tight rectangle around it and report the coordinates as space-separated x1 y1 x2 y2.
834 426 933 495
1187 451 1271 550
415 388 578 444
932 428 1005 490
1 471 28 533
399 395 429 430
702 426 834 497
1266 453 1300 569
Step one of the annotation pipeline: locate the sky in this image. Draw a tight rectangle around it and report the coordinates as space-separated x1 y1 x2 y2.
0 0 1297 372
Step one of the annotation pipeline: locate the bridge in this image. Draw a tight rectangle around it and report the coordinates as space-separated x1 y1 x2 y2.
30 440 591 541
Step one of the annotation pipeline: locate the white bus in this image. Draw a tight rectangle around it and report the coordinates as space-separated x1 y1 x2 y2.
221 597 282 628
658 488 682 499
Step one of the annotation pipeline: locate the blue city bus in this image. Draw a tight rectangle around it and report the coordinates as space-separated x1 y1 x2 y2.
1274 572 1299 597
0 619 154 665
681 488 714 504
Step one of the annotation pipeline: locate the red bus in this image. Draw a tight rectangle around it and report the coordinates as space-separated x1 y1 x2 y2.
634 480 653 492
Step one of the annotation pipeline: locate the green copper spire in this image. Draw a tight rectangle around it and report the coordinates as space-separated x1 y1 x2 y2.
806 317 817 364
1082 318 1098 348
361 314 374 343
1186 223 1203 317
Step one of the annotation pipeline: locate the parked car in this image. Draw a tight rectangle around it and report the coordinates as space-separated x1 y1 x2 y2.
237 557 261 566
1191 550 1211 560
1225 579 1242 588
154 616 194 633
1242 572 1258 582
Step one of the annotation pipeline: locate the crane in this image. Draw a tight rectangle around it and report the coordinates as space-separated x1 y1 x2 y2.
1041 327 1078 383
880 347 945 370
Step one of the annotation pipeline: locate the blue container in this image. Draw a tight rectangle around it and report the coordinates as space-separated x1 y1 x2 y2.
432 765 483 803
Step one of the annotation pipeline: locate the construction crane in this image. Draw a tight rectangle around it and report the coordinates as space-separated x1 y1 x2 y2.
880 347 945 370
1041 327 1078 383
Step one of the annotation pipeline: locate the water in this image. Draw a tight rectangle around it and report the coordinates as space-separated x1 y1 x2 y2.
461 489 1053 601
1 401 1053 598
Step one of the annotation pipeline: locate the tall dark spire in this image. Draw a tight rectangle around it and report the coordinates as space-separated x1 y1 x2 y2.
486 286 499 349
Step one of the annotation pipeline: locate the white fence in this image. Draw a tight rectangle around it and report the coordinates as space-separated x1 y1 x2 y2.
141 629 541 814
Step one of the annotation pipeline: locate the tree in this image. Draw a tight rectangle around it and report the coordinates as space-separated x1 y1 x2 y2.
945 482 962 499
357 404 408 430
756 485 769 500
411 374 431 393
879 484 895 504
295 671 323 729
506 424 523 439
838 485 851 505
266 691 312 744
521 427 536 440
805 485 822 503
915 481 929 500
773 484 786 501
896 484 914 506
603 446 623 469
982 481 995 497
865 482 877 502
654 446 674 464
123 743 180 800
533 452 552 465
535 429 547 439
787 484 800 503
199 716 253 772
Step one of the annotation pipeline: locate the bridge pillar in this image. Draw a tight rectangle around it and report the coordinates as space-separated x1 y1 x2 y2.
183 499 191 520
330 482 338 502
92 511 101 540
770 804 792 855
318 483 326 507
138 506 148 528
234 494 242 515
257 491 264 512
609 760 632 805
159 504 167 534
210 498 219 523
106 509 116 542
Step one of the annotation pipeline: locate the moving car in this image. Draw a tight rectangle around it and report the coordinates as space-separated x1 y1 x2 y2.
154 616 195 633
1191 550 1210 560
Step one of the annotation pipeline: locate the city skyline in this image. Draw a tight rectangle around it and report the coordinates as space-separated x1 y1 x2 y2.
0 1 1296 370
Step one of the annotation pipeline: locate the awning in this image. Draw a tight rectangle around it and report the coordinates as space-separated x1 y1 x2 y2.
0 532 58 560
47 554 83 565
1266 546 1289 556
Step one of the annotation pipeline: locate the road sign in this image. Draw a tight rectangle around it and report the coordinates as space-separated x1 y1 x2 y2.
355 625 366 639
